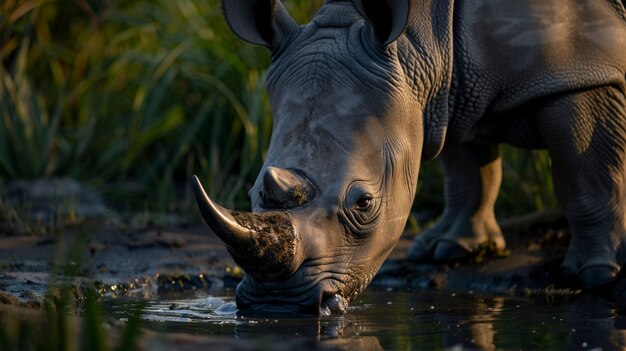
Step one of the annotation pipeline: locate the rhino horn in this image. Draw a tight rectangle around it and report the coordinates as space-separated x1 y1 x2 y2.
192 175 301 280
261 167 315 209
192 175 255 248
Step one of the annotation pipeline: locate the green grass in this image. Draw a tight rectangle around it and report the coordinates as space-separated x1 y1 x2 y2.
0 288 144 351
413 146 556 225
499 146 557 216
0 229 144 351
0 0 555 217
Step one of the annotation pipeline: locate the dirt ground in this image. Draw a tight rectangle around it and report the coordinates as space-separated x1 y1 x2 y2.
1 209 625 308
2 209 626 350
0 221 237 305
377 210 626 303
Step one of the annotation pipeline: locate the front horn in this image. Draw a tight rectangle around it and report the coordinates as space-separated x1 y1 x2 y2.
192 175 301 280
192 175 255 248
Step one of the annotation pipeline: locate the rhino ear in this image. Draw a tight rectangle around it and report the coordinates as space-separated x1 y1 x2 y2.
223 0 297 48
353 0 410 46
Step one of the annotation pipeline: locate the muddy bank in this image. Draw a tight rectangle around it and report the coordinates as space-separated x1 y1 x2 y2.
1 209 626 351
0 221 238 305
0 209 624 307
377 210 626 302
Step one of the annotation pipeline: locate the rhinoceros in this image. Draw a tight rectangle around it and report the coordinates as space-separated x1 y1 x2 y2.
193 0 626 314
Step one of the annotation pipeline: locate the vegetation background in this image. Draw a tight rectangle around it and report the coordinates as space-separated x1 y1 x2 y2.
0 1 564 349
0 0 557 223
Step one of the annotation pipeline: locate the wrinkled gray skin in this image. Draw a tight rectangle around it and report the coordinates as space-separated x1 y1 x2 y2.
193 0 626 314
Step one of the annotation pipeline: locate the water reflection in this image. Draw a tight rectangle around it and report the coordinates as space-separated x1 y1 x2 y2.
231 314 384 350
106 289 626 350
440 297 503 350
564 295 626 350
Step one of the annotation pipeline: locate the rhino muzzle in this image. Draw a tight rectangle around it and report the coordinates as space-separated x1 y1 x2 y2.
192 175 303 281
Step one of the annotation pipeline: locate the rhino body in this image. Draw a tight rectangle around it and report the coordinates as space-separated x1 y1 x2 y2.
194 0 626 314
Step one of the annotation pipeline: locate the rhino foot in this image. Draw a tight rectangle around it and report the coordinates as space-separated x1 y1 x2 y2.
406 238 431 262
561 265 620 290
409 142 505 263
578 266 620 289
432 241 472 261
409 238 506 263
406 212 506 262
407 239 473 262
560 233 624 289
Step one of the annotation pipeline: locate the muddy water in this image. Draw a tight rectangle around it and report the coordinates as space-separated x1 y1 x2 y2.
106 289 626 350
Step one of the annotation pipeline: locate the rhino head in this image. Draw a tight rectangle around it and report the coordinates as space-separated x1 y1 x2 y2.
194 0 450 315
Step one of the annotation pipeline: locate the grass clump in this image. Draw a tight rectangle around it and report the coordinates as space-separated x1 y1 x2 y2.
415 146 556 221
0 195 56 236
0 228 145 351
0 0 326 213
0 288 143 351
0 0 555 217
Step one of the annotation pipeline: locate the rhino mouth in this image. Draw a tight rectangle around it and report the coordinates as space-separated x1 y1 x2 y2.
320 292 350 315
235 271 350 315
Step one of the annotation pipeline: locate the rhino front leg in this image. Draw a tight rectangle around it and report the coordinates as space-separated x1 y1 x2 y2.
407 142 506 261
538 86 626 289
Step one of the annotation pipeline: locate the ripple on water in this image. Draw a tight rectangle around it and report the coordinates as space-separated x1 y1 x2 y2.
111 295 239 324
105 289 626 350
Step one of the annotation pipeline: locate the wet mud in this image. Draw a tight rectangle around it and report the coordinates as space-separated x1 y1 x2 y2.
376 210 626 303
229 211 297 279
0 222 237 306
0 209 624 310
1 210 626 307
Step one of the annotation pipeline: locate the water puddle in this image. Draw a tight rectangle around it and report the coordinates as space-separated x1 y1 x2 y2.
106 289 626 350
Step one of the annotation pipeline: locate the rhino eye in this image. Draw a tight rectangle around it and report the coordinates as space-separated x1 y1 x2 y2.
340 184 382 237
355 194 373 210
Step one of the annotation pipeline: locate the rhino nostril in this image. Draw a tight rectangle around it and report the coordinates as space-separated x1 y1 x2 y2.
261 167 315 209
